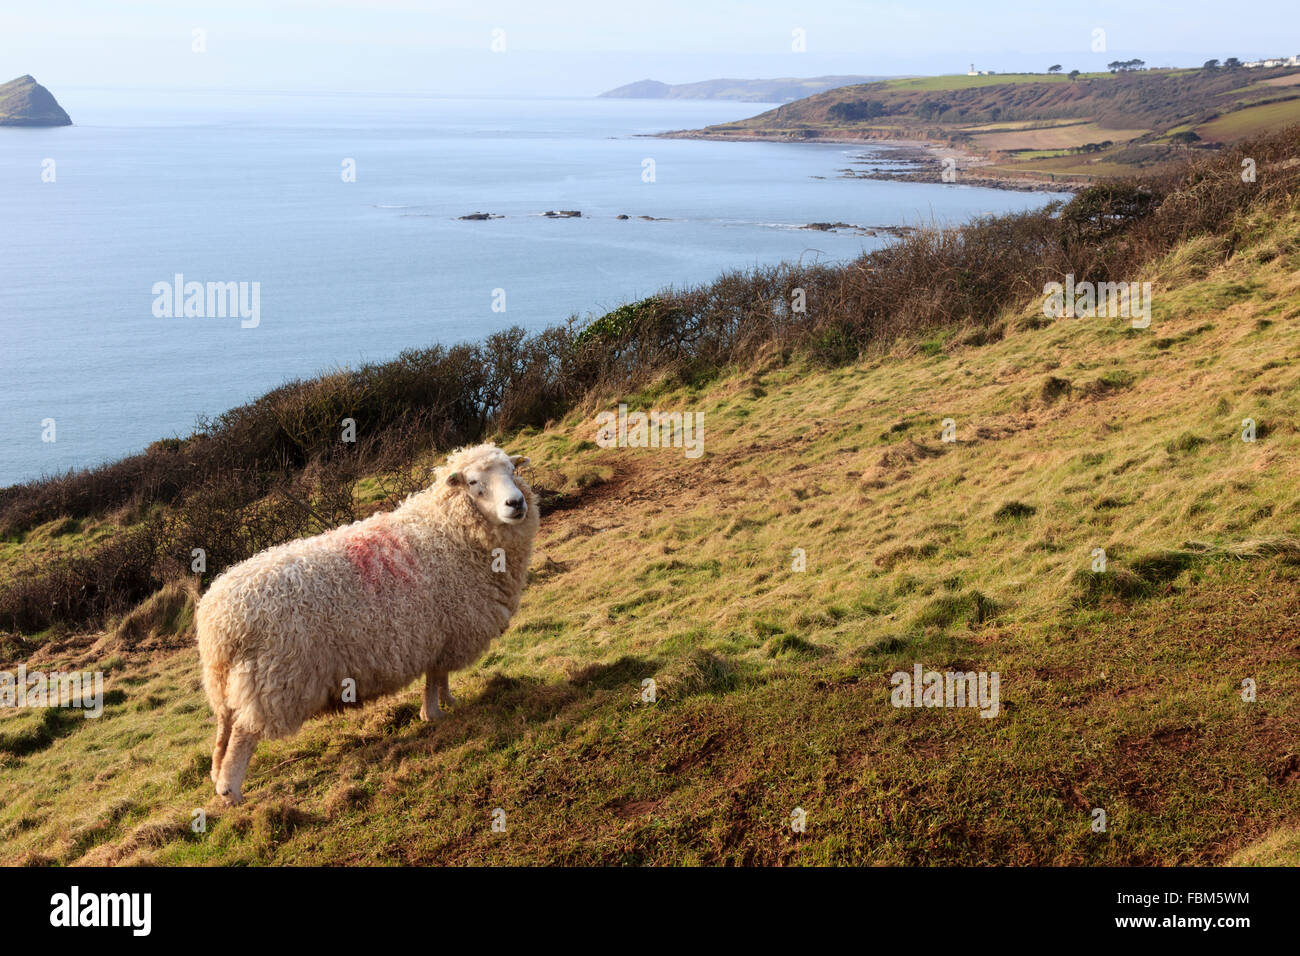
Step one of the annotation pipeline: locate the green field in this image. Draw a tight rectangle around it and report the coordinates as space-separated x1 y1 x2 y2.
1197 97 1300 141
987 157 1154 179
882 72 1113 91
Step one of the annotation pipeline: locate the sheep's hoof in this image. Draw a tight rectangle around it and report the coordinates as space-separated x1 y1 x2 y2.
419 705 443 722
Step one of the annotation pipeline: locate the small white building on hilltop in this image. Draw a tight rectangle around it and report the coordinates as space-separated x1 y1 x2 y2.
1244 55 1300 68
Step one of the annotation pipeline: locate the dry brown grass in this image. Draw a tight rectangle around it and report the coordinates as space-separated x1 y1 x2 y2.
970 122 1148 151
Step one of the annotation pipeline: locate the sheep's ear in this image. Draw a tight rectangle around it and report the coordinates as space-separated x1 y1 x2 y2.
446 470 463 486
509 455 530 469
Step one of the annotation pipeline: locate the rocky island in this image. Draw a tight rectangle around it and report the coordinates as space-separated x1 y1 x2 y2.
0 75 72 127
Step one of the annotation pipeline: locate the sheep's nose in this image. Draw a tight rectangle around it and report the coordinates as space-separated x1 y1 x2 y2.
506 496 525 511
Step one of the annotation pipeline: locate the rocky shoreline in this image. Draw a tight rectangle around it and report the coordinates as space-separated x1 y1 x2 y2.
839 141 1079 193
802 221 916 237
451 210 919 235
450 208 935 238
655 130 1084 193
455 210 672 221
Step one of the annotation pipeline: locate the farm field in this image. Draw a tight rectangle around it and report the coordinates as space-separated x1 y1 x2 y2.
1197 97 1300 141
880 72 1114 91
984 156 1156 180
966 122 1147 151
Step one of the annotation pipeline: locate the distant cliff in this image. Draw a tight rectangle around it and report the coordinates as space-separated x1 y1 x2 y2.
0 75 72 127
599 75 888 103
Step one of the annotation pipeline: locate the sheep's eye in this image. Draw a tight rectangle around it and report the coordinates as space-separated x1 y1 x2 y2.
468 479 478 486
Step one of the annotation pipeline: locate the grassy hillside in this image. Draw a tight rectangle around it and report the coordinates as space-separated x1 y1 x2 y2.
3 190 1298 864
671 66 1300 185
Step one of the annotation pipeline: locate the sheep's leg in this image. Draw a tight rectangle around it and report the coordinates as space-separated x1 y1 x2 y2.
420 669 443 721
210 707 233 784
216 727 260 806
438 671 456 708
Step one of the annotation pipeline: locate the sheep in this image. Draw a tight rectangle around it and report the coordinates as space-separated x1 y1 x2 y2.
196 442 538 805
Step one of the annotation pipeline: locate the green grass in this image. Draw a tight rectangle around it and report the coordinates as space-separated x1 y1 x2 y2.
1197 97 1300 140
0 515 120 572
881 72 1113 91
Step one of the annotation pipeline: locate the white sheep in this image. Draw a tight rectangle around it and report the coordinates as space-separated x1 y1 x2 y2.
196 442 537 805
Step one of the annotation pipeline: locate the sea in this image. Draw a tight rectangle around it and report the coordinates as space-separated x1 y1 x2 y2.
0 88 1069 485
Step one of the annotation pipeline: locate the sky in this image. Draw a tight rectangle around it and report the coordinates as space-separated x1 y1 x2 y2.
3 0 1298 96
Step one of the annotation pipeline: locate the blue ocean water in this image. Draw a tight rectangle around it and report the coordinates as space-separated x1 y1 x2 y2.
0 88 1067 485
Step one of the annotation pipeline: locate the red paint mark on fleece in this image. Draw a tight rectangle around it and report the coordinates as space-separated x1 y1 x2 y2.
344 520 416 591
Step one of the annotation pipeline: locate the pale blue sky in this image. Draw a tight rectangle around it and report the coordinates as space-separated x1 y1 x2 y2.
3 0 1297 95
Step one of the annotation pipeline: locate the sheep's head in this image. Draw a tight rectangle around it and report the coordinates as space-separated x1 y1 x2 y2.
443 444 533 526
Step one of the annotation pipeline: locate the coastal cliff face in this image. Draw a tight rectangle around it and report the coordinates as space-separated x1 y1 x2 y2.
0 75 72 127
